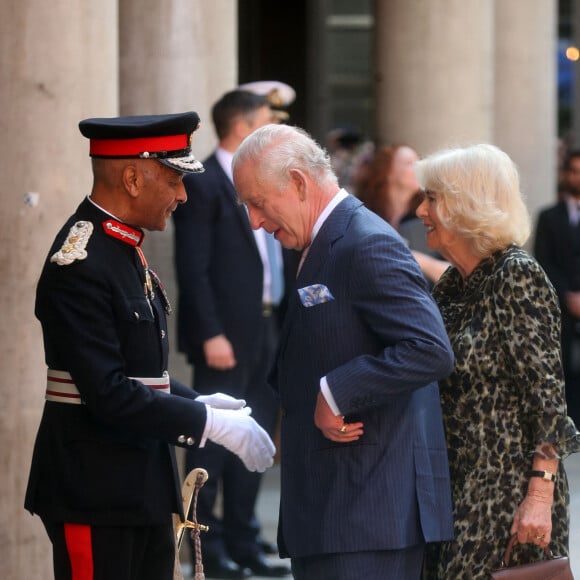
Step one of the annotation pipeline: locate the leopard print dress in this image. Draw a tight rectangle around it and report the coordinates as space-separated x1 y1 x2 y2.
423 245 580 579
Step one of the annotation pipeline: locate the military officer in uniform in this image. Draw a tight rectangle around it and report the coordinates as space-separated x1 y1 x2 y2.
237 80 296 123
24 112 275 580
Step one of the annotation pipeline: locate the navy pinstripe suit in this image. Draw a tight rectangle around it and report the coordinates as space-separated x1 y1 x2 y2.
272 195 454 570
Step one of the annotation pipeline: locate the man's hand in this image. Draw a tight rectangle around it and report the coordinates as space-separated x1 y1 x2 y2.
203 335 236 370
314 392 364 443
204 406 275 472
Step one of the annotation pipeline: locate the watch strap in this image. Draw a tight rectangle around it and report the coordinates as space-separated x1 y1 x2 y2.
529 469 557 482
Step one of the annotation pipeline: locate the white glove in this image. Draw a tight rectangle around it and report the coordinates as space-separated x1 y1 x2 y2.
195 392 246 410
204 406 275 472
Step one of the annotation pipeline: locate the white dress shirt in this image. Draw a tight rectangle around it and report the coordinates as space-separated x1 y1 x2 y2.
566 195 580 226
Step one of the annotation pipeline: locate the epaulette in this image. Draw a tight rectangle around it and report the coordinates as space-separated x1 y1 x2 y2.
50 221 94 266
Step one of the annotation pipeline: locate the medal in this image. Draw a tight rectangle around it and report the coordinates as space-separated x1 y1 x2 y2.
149 269 173 315
135 246 155 302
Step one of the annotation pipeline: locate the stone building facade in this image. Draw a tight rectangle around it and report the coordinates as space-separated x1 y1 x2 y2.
0 1 558 577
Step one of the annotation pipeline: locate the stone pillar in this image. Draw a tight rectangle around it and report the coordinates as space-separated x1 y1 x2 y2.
119 0 238 389
573 0 580 148
494 0 557 239
374 0 494 156
120 0 237 159
119 4 237 570
0 1 118 577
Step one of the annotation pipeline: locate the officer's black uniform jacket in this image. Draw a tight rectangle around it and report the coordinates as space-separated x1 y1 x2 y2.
25 198 206 526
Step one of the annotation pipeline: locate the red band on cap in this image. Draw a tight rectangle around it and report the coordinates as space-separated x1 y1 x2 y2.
89 134 189 157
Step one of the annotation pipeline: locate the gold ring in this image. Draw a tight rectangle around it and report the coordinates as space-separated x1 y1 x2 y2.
339 425 347 434
535 534 545 540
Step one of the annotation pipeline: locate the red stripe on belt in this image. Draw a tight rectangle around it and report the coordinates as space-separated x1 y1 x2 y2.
46 390 81 400
48 375 76 384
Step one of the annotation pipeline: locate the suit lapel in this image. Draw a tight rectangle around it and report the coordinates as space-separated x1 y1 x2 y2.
555 201 580 251
296 195 362 284
278 195 362 350
207 154 258 248
230 182 258 246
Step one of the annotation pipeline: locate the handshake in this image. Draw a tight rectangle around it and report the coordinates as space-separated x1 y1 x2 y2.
196 393 275 473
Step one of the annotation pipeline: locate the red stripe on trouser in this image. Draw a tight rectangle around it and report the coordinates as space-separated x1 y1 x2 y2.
64 523 94 580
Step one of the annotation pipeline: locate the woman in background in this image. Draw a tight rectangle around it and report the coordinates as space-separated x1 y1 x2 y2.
356 144 448 283
356 144 422 229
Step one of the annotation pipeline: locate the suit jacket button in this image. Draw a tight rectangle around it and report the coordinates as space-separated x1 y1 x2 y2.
178 435 186 443
281 407 287 417
186 437 195 446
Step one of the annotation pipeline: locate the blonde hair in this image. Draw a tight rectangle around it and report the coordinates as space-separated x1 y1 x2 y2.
415 144 531 258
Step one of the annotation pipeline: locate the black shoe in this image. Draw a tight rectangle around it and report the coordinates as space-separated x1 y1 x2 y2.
202 556 252 579
234 553 291 577
258 538 278 555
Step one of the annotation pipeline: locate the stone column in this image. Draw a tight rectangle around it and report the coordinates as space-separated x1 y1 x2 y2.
119 0 238 389
119 4 237 571
573 0 580 148
374 0 494 156
0 1 118 577
494 0 557 238
120 0 237 160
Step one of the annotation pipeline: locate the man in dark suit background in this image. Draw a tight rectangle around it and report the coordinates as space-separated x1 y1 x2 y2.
173 91 291 579
534 149 580 426
232 123 455 579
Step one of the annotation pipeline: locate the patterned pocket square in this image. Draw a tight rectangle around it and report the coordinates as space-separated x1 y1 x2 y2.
297 284 335 307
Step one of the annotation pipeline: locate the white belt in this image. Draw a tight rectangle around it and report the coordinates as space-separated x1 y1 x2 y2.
46 369 170 404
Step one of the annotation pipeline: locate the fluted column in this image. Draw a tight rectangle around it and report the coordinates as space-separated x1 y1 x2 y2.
119 5 238 571
0 2 118 577
374 0 494 155
574 0 580 148
119 0 237 158
118 0 238 386
494 0 558 232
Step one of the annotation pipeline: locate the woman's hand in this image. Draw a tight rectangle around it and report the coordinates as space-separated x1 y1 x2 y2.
511 486 554 549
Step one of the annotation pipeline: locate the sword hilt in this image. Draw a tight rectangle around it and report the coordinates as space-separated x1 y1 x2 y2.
176 468 210 551
178 520 209 534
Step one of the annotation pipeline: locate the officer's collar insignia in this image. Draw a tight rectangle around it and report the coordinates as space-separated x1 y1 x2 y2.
102 219 144 247
50 221 94 266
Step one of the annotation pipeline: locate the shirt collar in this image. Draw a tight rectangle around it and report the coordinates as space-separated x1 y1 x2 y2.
309 188 349 244
215 147 234 182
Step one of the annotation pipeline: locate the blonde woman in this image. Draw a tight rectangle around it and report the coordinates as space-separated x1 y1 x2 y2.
415 144 580 578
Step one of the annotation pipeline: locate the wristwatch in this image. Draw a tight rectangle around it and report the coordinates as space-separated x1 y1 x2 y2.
529 470 557 483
